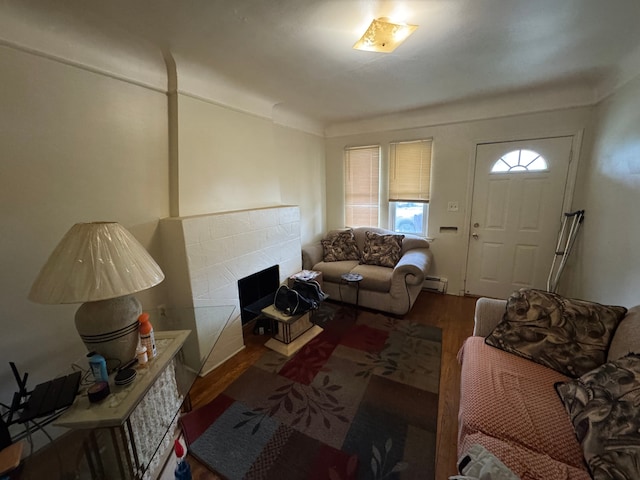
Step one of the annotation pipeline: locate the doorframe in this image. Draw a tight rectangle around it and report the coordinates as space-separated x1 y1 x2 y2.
460 129 585 296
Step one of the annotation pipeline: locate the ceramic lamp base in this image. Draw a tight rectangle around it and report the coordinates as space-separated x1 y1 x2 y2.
75 295 141 371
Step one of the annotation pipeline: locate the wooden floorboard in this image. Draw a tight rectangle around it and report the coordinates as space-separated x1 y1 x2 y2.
187 291 477 480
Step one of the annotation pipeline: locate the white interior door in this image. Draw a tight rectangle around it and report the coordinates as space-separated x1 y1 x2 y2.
465 137 573 298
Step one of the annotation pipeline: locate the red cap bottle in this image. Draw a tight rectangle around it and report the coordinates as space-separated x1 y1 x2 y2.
138 312 156 359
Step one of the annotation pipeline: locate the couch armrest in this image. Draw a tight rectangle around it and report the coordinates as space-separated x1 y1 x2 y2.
392 248 432 286
302 243 323 270
608 305 640 362
473 297 507 337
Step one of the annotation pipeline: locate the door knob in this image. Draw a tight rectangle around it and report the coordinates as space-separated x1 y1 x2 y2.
472 233 479 240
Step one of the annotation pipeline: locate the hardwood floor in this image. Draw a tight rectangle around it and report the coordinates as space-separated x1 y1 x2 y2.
187 291 478 480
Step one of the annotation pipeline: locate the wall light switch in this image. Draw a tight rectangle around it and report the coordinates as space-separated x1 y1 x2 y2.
447 201 459 212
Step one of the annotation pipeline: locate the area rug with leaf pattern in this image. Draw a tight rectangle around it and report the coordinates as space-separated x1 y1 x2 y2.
180 306 442 480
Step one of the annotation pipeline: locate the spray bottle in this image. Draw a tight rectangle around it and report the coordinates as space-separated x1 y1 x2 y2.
138 312 157 359
174 439 192 480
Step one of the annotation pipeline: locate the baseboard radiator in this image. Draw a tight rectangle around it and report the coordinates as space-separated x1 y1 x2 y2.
422 275 448 294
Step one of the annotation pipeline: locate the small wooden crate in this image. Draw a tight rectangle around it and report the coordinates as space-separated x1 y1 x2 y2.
261 304 323 357
261 305 313 344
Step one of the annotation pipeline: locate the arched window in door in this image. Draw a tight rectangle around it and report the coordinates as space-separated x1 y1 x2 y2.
491 149 548 173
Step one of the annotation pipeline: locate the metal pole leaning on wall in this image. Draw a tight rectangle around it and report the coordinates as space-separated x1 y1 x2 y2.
547 210 585 293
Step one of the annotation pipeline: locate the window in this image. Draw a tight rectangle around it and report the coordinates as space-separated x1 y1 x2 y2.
344 146 380 227
491 149 548 173
389 140 432 236
392 202 429 235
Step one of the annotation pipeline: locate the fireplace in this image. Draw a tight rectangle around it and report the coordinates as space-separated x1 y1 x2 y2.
159 206 301 375
238 265 280 325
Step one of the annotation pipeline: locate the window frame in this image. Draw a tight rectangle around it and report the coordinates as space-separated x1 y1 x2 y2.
389 201 429 236
388 139 433 237
343 145 381 228
342 139 433 238
490 149 548 173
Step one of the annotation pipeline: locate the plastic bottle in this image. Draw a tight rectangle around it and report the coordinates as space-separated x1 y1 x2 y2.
174 439 192 480
138 312 157 359
136 344 148 366
87 352 109 383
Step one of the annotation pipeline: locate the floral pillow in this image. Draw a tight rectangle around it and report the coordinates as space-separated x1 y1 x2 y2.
321 229 360 262
360 231 404 268
555 354 640 479
485 288 626 378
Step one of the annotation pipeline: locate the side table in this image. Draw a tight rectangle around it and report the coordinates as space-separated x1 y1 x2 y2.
55 330 190 480
340 273 363 313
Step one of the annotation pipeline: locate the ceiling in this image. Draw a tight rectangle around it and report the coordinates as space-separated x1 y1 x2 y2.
4 0 640 126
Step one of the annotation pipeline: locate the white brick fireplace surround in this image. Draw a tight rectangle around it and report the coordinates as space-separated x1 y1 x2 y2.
159 206 301 375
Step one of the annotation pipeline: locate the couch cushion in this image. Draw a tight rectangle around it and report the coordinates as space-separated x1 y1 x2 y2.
312 260 360 283
321 229 360 262
351 227 428 252
350 264 393 292
361 231 404 267
485 289 626 378
458 337 586 472
352 227 392 252
555 354 640 480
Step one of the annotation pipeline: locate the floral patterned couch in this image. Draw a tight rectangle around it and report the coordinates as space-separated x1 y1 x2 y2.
458 289 640 480
301 227 432 315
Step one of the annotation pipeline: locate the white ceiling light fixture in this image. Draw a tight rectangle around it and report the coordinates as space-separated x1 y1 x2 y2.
353 17 418 53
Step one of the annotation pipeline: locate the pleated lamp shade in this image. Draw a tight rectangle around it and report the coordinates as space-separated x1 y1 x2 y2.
29 222 165 369
29 222 164 304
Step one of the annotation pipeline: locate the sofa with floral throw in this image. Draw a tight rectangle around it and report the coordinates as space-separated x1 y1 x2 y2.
301 227 432 315
457 288 640 480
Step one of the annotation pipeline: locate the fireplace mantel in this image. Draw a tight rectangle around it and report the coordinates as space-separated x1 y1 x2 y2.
159 206 301 375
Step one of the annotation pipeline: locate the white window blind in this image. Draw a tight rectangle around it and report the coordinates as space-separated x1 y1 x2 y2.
344 145 380 227
389 139 432 202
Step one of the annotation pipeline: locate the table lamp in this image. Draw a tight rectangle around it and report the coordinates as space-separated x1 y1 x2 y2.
29 222 165 370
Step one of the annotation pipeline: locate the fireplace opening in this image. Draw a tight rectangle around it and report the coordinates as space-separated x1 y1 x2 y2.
237 265 280 325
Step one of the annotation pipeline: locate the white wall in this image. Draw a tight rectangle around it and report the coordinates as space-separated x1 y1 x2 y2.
175 94 326 245
0 42 327 422
177 96 281 215
325 107 592 295
0 45 169 404
566 74 640 307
